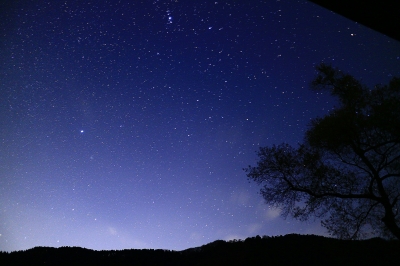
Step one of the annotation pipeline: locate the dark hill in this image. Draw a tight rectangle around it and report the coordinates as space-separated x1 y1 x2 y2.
1 234 399 265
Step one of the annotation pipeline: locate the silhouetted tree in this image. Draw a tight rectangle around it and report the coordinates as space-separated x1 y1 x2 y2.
245 64 400 240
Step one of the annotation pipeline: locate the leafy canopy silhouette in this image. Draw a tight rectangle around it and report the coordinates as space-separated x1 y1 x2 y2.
245 64 400 240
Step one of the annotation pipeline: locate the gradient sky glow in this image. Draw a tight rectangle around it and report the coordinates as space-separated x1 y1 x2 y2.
1 0 400 252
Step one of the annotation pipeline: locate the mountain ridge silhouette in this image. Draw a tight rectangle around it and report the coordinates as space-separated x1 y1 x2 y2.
1 234 399 265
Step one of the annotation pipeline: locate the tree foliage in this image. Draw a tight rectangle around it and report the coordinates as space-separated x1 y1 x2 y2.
245 64 400 240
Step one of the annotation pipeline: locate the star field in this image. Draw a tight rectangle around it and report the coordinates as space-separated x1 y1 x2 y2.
1 0 400 252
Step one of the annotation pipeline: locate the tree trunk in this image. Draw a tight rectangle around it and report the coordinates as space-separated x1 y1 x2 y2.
382 204 400 240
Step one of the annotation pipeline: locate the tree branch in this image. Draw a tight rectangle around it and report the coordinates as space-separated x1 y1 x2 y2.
281 175 377 200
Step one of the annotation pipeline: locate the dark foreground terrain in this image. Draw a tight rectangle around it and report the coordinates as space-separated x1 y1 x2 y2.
1 234 399 265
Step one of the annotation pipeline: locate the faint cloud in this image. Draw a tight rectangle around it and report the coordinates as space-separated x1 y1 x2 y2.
224 234 245 242
257 200 281 221
264 208 281 221
129 239 148 249
105 226 148 249
230 190 250 206
108 227 117 236
247 223 262 234
190 232 203 241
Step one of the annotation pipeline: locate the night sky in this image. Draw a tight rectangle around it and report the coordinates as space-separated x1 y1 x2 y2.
1 0 399 252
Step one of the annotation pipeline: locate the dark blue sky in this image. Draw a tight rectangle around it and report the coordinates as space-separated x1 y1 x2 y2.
1 0 399 252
